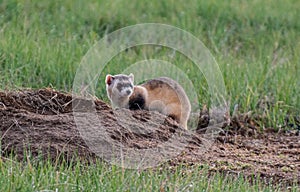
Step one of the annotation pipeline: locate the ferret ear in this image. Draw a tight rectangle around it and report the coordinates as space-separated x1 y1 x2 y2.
105 74 114 85
129 73 134 83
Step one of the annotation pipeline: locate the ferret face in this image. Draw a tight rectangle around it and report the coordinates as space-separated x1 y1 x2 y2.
105 73 134 100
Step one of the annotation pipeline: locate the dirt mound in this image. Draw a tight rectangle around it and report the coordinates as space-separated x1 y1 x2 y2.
0 89 299 185
0 88 202 164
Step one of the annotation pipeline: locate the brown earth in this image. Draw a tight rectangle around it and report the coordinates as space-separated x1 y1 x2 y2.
0 89 299 186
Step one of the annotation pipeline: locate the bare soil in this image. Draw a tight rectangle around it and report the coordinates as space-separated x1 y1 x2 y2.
0 89 299 186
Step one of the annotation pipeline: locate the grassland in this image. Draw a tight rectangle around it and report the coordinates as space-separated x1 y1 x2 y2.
1 0 299 127
0 0 299 191
1 157 298 192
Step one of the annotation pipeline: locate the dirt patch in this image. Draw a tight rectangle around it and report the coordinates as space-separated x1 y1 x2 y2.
0 89 299 185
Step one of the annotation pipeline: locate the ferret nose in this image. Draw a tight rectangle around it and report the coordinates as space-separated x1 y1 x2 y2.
126 90 131 95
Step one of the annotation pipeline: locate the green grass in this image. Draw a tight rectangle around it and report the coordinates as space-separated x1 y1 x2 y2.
0 0 299 191
1 0 299 127
1 156 298 192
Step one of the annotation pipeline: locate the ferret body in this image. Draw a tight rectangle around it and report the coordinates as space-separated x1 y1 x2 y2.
105 74 191 129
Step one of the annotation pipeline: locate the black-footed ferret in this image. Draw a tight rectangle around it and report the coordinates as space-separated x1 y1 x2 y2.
105 73 191 129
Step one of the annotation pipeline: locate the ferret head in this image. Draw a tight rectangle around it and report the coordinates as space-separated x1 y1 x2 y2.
105 73 134 108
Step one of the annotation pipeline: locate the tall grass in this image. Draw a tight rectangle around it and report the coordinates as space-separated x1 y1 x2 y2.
1 0 299 127
0 156 298 192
